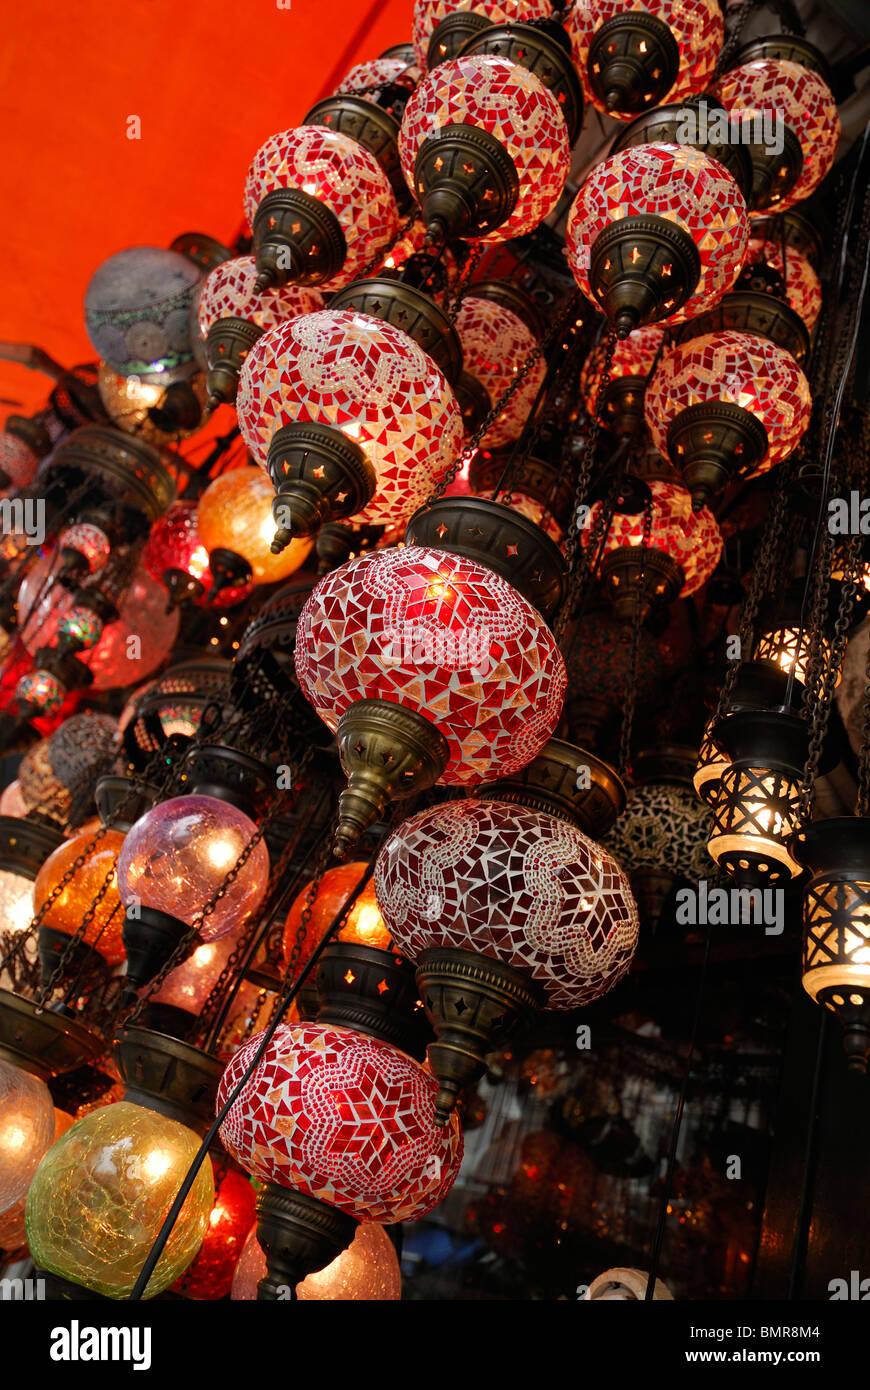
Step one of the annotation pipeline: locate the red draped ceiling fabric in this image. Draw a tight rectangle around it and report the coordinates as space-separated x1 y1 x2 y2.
0 0 414 416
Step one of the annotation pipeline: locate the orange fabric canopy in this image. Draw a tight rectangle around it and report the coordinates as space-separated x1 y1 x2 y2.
0 0 413 417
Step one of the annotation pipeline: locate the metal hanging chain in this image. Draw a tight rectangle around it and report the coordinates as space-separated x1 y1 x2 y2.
263 824 338 1028
618 497 653 779
554 327 618 642
425 291 585 504
445 242 485 322
856 604 870 818
35 861 118 1009
798 534 864 822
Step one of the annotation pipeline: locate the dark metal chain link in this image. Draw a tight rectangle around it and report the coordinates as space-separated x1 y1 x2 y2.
445 242 485 322
618 497 653 778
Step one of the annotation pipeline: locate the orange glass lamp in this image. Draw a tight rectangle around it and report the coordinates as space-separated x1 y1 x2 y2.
196 468 313 586
231 1220 401 1300
33 828 127 983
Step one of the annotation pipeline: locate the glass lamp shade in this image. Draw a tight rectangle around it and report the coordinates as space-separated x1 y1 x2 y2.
15 670 65 716
151 927 244 1016
143 501 214 599
196 468 313 585
743 237 822 332
580 325 665 420
25 1101 215 1299
294 545 566 785
0 432 39 492
85 247 202 381
454 296 546 448
398 55 571 240
96 362 208 445
0 1108 74 1251
281 861 391 972
0 780 27 818
715 59 840 212
603 782 711 880
374 798 639 1008
237 310 464 531
196 256 324 342
243 126 400 290
56 606 104 652
582 480 723 596
645 330 812 478
0 1061 55 1214
754 626 835 688
338 56 419 96
171 1165 256 1300
0 868 35 945
567 144 749 328
57 522 111 574
413 0 552 69
564 0 723 120
231 1221 401 1300
18 556 179 691
217 1022 463 1221
117 794 270 942
34 828 127 966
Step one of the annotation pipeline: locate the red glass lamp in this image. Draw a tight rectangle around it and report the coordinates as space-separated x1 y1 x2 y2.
236 309 464 543
564 0 723 120
644 328 812 506
567 143 749 339
171 1165 256 1300
413 0 553 70
398 54 570 244
454 294 546 449
217 1021 462 1295
742 235 822 333
294 544 566 852
0 433 39 494
243 125 400 293
580 324 666 434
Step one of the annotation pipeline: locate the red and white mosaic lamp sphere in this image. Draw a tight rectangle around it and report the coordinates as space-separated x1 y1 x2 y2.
563 0 723 120
454 295 546 449
217 1022 463 1222
582 479 723 597
0 433 39 493
645 329 812 504
236 309 464 533
243 125 400 291
295 543 566 787
412 0 552 70
580 324 666 429
196 257 324 342
375 797 639 1010
714 59 840 212
566 143 749 335
743 236 822 332
398 54 570 242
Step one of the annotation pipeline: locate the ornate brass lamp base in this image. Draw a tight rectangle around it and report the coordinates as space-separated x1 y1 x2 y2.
666 400 769 510
252 187 346 292
204 316 263 410
589 215 701 339
588 12 679 114
413 123 519 244
267 422 375 548
254 1184 358 1300
600 545 684 623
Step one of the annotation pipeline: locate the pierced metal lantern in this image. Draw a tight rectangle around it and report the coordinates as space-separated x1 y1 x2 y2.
793 817 870 1072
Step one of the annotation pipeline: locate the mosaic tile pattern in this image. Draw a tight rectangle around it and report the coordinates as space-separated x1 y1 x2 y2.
197 256 324 337
564 0 723 120
715 59 840 212
745 236 822 332
243 125 400 289
412 0 553 70
567 144 749 325
398 55 570 241
337 57 420 96
0 433 38 491
374 797 639 1008
294 545 567 785
237 309 464 530
455 296 546 448
603 782 712 879
645 329 812 474
217 1023 463 1222
582 478 722 595
580 325 665 417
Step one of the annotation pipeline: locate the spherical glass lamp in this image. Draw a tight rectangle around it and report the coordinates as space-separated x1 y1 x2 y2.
454 295 546 449
644 329 811 507
231 1221 401 1300
566 143 749 338
97 362 209 445
85 247 202 381
34 827 127 970
281 860 373 973
295 545 566 851
413 0 552 70
243 125 400 292
196 468 313 584
236 310 464 541
0 432 39 493
218 1022 462 1222
580 325 665 433
117 794 270 943
743 237 821 333
714 58 839 212
0 1060 55 1215
171 1165 256 1300
563 0 723 120
398 54 570 243
25 1101 214 1299
0 1107 74 1251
